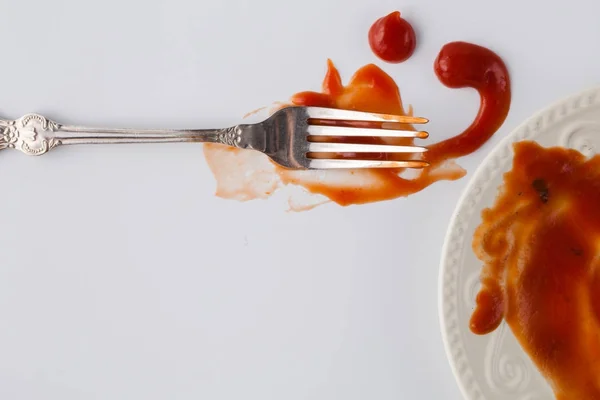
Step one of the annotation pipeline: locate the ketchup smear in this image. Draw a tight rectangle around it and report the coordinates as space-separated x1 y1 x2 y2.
471 141 600 399
286 40 511 205
204 13 511 208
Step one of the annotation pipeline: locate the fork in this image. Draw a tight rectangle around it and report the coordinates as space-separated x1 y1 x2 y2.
0 106 429 169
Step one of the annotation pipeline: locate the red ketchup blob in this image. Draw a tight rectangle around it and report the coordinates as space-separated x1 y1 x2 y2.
368 11 416 63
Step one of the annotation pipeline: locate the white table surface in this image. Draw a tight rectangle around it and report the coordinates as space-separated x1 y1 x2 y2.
1 0 598 399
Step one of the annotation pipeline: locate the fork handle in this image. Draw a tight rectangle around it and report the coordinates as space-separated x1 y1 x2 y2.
0 113 253 156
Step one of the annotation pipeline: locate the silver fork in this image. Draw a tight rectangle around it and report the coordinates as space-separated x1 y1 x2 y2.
0 106 429 169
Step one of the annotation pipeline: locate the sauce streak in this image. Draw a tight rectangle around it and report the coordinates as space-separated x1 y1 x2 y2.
471 141 600 399
368 11 416 63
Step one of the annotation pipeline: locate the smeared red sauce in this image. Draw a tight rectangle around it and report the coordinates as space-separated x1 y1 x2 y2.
368 11 416 63
471 141 600 399
286 41 511 205
204 17 511 209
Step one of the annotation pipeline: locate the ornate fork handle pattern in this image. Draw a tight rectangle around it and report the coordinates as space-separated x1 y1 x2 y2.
0 114 62 155
0 113 246 156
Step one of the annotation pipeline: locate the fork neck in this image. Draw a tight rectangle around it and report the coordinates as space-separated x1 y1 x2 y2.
221 123 266 151
54 123 266 150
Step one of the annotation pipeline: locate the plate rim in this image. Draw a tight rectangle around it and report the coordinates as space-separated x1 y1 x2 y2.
437 85 600 400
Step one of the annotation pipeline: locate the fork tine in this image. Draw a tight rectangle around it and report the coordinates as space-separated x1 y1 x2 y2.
308 143 427 153
308 159 429 169
307 125 429 138
305 107 428 124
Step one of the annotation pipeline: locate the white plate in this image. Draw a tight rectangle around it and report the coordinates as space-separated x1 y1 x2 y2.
439 86 600 400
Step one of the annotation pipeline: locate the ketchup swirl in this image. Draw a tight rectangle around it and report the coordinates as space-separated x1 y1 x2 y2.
429 42 511 161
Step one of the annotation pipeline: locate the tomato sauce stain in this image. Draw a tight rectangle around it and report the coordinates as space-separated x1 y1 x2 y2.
471 141 600 399
284 41 510 205
204 15 511 209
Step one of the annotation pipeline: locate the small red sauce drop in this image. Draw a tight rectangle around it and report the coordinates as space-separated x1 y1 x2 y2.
368 11 416 63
